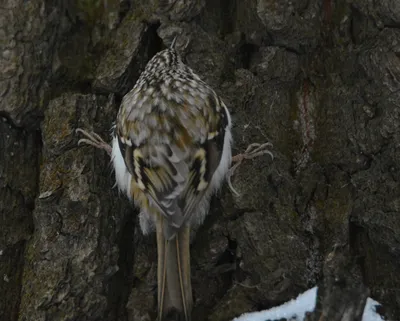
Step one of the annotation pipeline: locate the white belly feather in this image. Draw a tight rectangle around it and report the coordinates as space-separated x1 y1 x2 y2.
111 135 132 198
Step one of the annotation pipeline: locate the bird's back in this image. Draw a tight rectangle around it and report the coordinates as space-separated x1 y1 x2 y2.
114 48 230 237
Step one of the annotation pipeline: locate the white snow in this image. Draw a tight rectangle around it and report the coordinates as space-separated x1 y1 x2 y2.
232 287 316 321
363 298 384 321
233 287 384 321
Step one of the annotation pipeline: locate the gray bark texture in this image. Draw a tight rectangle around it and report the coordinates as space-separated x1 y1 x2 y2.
0 0 398 320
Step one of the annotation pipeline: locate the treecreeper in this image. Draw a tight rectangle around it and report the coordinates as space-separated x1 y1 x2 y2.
76 40 272 320
80 39 232 321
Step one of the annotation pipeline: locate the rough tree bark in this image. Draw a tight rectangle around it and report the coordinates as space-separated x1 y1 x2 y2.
306 246 369 321
1 0 399 320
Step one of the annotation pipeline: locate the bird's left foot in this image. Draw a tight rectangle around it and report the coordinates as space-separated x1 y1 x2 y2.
75 128 112 156
228 142 274 196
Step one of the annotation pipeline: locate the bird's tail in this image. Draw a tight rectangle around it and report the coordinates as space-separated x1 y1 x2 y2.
156 218 193 321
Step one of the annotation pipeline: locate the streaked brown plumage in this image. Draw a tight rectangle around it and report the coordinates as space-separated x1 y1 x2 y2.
76 41 274 321
112 43 232 320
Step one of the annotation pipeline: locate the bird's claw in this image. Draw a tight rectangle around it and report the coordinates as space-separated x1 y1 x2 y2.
75 128 112 156
227 142 274 196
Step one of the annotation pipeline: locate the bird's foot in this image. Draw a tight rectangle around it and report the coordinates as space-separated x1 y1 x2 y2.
227 142 274 196
75 128 112 156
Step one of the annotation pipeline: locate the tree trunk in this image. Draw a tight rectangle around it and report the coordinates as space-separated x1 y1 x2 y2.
1 1 399 320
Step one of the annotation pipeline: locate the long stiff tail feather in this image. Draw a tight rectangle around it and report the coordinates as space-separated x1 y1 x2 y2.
157 217 193 321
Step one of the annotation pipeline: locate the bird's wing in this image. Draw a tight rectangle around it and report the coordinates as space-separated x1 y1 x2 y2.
117 83 230 236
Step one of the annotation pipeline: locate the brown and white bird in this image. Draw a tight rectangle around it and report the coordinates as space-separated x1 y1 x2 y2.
77 40 272 320
84 41 231 320
115 44 232 320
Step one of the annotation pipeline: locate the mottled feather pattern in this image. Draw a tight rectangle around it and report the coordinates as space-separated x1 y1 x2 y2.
112 47 232 238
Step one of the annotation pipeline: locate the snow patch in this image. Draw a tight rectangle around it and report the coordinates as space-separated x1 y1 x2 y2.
233 287 316 321
233 287 384 321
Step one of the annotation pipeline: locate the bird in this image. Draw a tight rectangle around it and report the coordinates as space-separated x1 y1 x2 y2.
76 39 273 321
80 39 232 321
